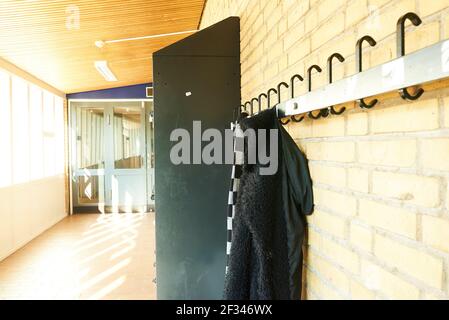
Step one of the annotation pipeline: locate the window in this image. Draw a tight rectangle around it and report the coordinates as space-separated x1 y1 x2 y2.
0 71 11 187
12 76 29 184
29 84 43 180
0 68 65 186
113 106 142 169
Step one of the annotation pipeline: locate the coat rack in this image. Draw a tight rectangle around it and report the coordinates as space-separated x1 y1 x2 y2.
237 12 449 124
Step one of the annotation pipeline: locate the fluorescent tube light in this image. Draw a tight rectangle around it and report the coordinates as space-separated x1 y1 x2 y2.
94 60 117 81
95 30 197 47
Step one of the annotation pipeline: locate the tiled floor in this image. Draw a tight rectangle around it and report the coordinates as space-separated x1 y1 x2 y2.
0 213 156 300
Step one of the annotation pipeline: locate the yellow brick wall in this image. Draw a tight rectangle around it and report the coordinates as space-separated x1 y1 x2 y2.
200 0 449 299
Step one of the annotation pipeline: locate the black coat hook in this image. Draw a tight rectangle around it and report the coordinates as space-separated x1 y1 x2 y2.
277 82 289 104
327 53 346 115
276 82 290 125
306 65 323 119
251 97 258 115
290 74 304 98
289 74 305 123
258 93 267 113
239 104 248 119
356 35 378 109
267 88 277 108
397 12 424 101
244 101 252 115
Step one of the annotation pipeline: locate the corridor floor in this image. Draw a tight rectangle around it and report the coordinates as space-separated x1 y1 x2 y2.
0 213 156 300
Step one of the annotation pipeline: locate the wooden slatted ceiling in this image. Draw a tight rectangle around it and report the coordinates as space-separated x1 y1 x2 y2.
0 0 205 93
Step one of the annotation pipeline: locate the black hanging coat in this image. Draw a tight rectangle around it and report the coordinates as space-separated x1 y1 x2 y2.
224 108 314 300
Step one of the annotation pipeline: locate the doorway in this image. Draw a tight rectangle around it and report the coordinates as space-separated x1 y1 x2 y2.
68 100 154 213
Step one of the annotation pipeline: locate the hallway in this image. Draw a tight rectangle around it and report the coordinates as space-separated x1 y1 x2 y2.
0 213 156 300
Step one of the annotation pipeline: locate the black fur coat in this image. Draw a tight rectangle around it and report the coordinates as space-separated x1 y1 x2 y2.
224 108 314 300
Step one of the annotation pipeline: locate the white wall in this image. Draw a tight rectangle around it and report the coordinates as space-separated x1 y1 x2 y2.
0 68 66 261
0 176 66 261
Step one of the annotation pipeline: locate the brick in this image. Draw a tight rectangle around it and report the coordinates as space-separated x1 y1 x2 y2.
284 21 305 50
421 138 449 171
419 0 449 17
359 199 417 239
405 21 440 54
309 163 346 188
372 171 440 208
277 19 287 37
447 183 449 209
422 215 449 254
350 222 372 252
374 234 444 289
313 188 357 216
423 292 442 300
360 260 420 299
263 28 278 51
308 209 346 238
443 97 449 127
307 250 350 293
305 7 318 34
370 99 439 133
350 279 375 299
288 38 311 66
266 10 283 33
358 0 415 42
286 0 309 29
444 15 449 40
347 167 369 193
319 33 357 64
311 13 345 50
289 118 312 139
345 0 369 28
369 38 394 68
307 141 355 163
318 0 346 23
358 140 416 167
278 55 288 73
367 0 391 8
267 40 284 64
312 116 345 137
309 228 359 273
306 268 343 299
263 0 278 22
252 12 264 33
347 111 368 136
263 62 278 82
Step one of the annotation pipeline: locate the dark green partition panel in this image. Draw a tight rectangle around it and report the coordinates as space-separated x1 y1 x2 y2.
153 17 240 299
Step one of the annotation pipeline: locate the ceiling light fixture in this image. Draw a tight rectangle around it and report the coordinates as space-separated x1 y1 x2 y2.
94 29 197 48
94 60 117 81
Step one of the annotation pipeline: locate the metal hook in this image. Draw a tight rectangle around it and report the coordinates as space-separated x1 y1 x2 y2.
250 97 258 115
307 65 322 92
267 88 277 108
290 103 304 122
356 35 378 109
306 65 323 119
258 93 267 113
244 101 252 115
290 74 304 98
397 12 424 101
276 82 290 125
239 104 249 119
289 75 305 122
277 82 289 104
327 53 346 115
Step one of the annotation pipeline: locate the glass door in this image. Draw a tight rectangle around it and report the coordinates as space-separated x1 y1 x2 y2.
70 101 148 213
